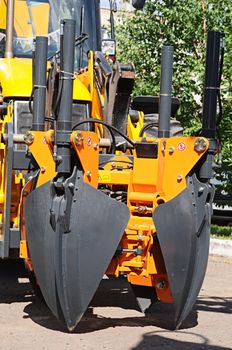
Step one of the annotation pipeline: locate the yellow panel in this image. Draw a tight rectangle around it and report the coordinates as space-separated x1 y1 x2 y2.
31 3 49 36
98 170 131 185
0 57 93 100
0 0 6 30
14 1 49 37
14 1 33 37
76 51 94 99
127 112 144 141
73 77 92 101
0 58 33 97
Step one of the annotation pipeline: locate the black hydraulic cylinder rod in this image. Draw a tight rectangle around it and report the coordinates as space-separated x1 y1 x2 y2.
202 31 223 139
200 31 223 180
32 36 48 131
158 46 174 138
56 19 76 174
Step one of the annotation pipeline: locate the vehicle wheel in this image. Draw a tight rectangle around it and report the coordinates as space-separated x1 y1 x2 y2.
143 114 183 138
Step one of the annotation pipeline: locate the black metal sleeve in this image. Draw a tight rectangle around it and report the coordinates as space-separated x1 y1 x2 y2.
32 36 48 131
158 46 174 138
202 31 223 139
56 19 76 174
200 31 224 180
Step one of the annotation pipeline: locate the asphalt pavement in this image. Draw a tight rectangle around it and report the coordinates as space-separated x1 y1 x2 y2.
0 255 231 350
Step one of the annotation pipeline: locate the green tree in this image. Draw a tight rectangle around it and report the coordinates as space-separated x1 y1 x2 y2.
116 0 232 195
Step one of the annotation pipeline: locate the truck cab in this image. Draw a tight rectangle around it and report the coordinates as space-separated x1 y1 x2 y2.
0 0 101 64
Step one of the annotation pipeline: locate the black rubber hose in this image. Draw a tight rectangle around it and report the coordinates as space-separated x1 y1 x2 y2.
72 118 135 149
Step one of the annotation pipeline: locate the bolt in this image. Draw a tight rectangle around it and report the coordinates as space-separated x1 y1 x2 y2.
111 162 116 169
138 232 143 240
177 175 183 182
169 146 175 154
194 138 207 152
40 167 46 174
86 171 92 178
74 131 84 146
161 141 166 152
121 248 143 255
137 206 148 214
93 143 99 150
198 186 204 194
136 248 143 255
156 280 166 289
23 131 34 145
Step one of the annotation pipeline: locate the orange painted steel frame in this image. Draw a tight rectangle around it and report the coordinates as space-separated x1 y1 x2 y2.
24 129 208 305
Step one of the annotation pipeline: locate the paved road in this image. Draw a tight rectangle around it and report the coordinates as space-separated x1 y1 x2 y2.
0 255 231 350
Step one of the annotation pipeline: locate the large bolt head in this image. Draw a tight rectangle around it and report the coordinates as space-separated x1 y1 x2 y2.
194 138 207 152
23 131 34 145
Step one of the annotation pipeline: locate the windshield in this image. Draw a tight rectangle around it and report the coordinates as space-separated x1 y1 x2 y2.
0 0 101 68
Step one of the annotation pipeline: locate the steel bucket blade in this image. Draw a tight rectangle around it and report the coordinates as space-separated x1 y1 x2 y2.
54 179 130 331
25 176 130 331
153 174 213 329
24 181 62 320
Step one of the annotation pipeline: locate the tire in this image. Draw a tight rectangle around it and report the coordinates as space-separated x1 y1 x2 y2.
143 114 183 138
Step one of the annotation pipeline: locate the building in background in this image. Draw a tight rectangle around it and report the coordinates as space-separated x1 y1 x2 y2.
100 0 133 28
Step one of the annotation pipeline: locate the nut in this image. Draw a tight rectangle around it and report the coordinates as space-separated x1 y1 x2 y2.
23 131 34 145
74 131 84 146
194 138 207 152
137 206 152 214
156 280 166 290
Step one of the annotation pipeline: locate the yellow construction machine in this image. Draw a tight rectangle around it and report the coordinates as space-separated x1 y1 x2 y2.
0 0 224 331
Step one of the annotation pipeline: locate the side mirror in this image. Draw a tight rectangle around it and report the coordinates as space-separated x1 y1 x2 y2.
101 39 116 56
132 0 146 9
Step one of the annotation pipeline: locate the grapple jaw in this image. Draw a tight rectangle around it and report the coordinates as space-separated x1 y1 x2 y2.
25 170 130 330
153 174 214 329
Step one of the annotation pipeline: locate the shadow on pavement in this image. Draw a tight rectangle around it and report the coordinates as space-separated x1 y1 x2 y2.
0 259 33 304
196 296 232 315
21 277 198 333
0 260 231 340
130 331 231 350
23 278 232 334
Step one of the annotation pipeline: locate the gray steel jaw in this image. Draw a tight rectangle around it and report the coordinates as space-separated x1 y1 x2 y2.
25 175 130 331
153 174 213 329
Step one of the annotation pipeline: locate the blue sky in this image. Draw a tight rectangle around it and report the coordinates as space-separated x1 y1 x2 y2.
100 0 110 7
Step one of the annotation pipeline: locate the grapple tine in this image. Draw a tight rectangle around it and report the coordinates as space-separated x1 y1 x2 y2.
153 174 214 329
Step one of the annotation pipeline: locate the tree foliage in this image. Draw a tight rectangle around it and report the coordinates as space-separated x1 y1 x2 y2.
116 0 232 194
